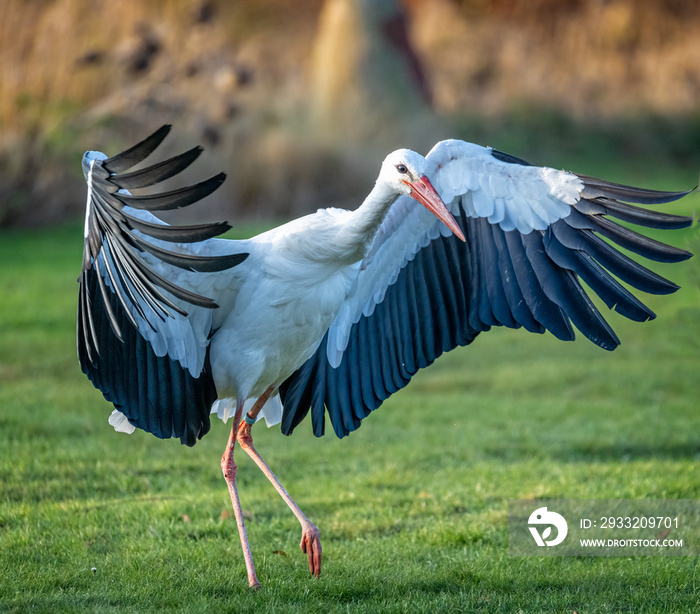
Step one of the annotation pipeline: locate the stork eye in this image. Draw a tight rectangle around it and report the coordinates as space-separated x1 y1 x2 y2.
396 164 408 174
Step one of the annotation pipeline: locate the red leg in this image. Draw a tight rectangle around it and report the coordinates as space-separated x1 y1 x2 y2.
221 401 261 589
238 387 322 578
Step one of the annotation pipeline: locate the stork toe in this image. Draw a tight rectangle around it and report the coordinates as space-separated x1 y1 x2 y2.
300 522 322 578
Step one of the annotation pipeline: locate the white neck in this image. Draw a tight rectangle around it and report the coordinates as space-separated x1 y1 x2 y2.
336 179 398 261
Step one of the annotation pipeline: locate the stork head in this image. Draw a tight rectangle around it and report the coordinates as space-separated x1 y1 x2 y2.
380 149 465 241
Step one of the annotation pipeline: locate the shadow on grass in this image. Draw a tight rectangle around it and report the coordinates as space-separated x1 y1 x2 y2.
480 440 700 463
561 441 700 462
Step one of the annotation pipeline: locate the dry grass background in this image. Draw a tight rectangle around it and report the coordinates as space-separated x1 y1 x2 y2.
1 0 699 227
411 0 700 118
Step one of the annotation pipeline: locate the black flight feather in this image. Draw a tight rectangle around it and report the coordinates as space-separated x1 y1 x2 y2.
281 154 693 438
102 124 172 174
110 146 203 190
78 125 247 446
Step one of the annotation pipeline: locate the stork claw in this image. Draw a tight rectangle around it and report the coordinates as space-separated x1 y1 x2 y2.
300 522 322 578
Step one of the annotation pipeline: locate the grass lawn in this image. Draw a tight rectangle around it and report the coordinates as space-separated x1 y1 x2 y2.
1 183 699 612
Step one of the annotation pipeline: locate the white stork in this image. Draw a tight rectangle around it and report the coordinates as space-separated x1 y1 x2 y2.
78 125 693 588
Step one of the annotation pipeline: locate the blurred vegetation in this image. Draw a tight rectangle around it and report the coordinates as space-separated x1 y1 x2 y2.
1 0 699 227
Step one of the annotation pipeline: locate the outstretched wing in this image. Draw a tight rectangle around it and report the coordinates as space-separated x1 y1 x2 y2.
78 125 248 445
280 139 694 438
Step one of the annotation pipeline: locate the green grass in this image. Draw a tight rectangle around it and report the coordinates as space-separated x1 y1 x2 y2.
1 201 699 613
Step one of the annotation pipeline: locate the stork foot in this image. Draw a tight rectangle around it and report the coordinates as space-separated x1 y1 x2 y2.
300 521 322 578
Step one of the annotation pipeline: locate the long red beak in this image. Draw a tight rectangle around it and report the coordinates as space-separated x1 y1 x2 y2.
407 176 466 242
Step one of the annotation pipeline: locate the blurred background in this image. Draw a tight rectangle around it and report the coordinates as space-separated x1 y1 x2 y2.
1 0 699 228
